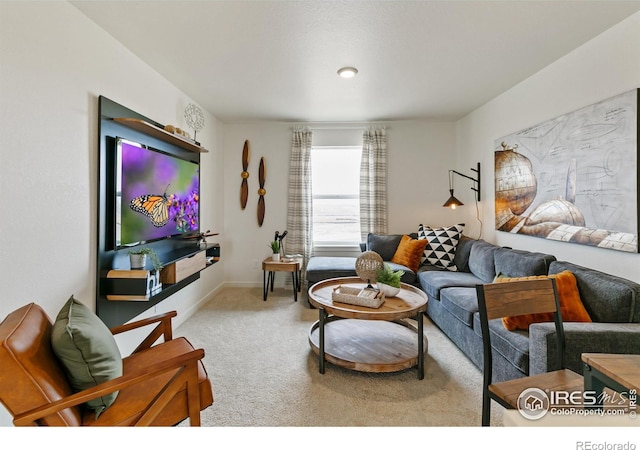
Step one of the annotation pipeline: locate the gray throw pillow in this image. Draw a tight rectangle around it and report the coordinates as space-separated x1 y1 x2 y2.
366 233 403 261
51 296 122 417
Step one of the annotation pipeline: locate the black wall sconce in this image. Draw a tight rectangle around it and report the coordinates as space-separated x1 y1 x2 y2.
443 162 481 209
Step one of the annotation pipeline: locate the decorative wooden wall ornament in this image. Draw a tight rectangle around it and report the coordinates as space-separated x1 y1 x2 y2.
257 157 266 226
240 140 250 209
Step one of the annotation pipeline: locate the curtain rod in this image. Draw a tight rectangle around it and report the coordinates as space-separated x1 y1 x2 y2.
290 124 389 130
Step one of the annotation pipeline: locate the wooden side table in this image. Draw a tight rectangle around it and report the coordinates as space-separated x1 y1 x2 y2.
582 353 640 410
262 257 303 302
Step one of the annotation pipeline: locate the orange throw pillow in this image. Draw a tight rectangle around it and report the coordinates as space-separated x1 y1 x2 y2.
495 270 592 331
391 235 428 273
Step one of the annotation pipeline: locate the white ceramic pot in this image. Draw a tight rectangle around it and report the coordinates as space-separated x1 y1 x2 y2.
377 282 400 297
130 254 147 269
272 253 281 262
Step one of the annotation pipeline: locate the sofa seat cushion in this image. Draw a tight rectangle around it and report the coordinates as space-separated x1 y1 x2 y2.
549 261 640 323
472 314 530 376
306 256 416 285
417 270 483 300
439 287 479 327
306 257 358 284
83 337 213 426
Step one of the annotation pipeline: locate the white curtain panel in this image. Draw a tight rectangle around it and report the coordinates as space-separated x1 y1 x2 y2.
286 128 314 280
360 127 388 240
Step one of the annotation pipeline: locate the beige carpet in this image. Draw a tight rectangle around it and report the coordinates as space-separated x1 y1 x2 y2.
176 286 504 427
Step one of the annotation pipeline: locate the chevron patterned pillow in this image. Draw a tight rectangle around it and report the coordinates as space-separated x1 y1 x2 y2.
417 223 465 271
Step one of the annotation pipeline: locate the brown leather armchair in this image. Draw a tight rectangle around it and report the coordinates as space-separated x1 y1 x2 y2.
0 303 213 426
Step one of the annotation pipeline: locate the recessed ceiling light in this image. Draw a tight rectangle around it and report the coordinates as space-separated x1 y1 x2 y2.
337 67 358 78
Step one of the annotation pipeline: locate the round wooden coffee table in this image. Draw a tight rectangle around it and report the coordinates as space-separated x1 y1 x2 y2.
307 277 428 379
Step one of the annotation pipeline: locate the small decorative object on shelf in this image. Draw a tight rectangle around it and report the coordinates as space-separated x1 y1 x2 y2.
163 124 190 139
105 269 162 301
127 247 163 272
375 263 405 297
269 240 280 261
355 251 384 287
183 229 220 247
184 103 205 145
113 118 208 153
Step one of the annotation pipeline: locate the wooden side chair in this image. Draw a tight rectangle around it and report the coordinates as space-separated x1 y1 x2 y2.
475 278 583 426
0 302 213 426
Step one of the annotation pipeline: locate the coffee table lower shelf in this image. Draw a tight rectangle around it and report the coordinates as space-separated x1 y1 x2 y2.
308 318 428 373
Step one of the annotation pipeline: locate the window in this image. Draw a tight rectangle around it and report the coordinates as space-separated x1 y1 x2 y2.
311 146 361 245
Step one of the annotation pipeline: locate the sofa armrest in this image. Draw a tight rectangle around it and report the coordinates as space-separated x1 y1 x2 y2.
529 322 640 375
110 310 177 354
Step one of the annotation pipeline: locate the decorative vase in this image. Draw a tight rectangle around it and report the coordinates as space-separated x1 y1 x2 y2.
377 282 400 297
272 253 281 262
130 254 147 270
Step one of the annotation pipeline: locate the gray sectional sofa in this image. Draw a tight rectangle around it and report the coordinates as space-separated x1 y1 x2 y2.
306 233 640 382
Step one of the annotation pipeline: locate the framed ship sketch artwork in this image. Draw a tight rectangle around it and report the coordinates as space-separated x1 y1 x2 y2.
494 89 639 253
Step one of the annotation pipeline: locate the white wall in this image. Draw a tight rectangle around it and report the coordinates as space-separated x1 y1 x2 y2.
457 11 640 284
0 2 224 426
222 120 461 286
4 0 640 430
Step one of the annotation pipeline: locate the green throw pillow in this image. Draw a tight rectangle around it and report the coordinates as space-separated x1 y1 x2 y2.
51 296 122 418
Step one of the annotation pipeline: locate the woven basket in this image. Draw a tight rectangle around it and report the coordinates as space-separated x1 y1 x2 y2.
355 251 383 284
332 285 385 308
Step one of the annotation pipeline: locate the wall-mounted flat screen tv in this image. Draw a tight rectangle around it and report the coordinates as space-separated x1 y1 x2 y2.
115 137 200 248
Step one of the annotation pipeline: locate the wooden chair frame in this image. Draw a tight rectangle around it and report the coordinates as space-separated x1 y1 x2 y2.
476 278 583 426
2 308 209 426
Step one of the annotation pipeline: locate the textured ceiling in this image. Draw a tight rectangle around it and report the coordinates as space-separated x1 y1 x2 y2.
72 1 640 123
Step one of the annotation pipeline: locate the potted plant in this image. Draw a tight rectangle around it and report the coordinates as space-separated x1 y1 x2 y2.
128 247 163 272
269 240 281 261
375 263 405 297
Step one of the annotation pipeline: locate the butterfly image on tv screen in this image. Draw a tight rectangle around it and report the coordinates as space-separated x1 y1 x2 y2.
130 193 171 227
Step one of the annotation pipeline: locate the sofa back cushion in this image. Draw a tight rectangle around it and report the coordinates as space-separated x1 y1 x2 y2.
549 261 640 323
468 240 499 283
494 247 556 278
454 235 475 272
